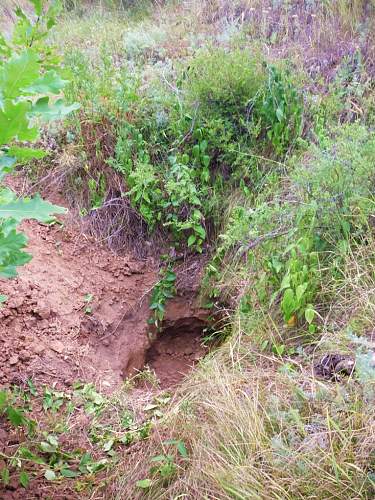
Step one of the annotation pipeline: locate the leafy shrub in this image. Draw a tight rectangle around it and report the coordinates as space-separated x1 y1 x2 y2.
63 45 120 117
184 48 265 119
294 123 375 248
182 49 303 162
259 65 303 155
123 23 167 60
149 265 176 329
0 0 77 282
112 125 207 250
206 122 375 332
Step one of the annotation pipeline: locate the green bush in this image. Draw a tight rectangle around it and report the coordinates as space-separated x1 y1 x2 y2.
184 48 265 119
294 123 375 248
206 122 375 331
259 65 303 155
182 49 303 163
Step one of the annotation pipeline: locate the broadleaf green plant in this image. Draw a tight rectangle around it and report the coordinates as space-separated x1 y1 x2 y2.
0 0 79 283
0 2 78 486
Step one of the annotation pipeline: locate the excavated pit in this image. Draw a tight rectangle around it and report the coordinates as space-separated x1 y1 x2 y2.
145 316 209 387
0 175 211 394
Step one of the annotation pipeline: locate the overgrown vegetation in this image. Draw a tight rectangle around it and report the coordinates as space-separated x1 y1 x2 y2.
1 0 375 498
0 0 80 487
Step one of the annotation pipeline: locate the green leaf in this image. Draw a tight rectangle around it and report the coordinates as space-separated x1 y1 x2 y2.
0 156 16 181
61 468 79 478
0 100 38 146
276 107 284 122
26 379 37 396
136 479 152 489
0 194 66 223
165 271 176 282
24 71 68 95
202 155 210 168
0 222 31 278
0 50 39 99
31 97 80 121
7 406 25 426
150 454 168 462
280 273 290 290
46 434 59 447
79 453 92 467
195 225 206 240
0 390 7 409
0 35 11 58
192 144 200 159
0 156 16 168
0 467 10 485
296 283 308 302
44 469 56 481
0 294 7 303
30 0 43 16
46 1 62 27
40 441 56 453
272 344 285 356
19 471 29 488
305 307 315 325
103 439 114 452
187 234 196 247
200 140 208 152
281 288 296 321
7 147 47 162
177 441 188 458
19 447 45 464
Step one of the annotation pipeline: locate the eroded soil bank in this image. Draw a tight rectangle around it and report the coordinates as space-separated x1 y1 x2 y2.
0 202 209 393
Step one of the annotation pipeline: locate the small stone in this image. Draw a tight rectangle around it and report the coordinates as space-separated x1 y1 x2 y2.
36 300 52 319
9 355 19 365
50 340 64 354
32 342 45 354
19 350 31 362
102 338 110 347
24 317 37 328
8 296 24 309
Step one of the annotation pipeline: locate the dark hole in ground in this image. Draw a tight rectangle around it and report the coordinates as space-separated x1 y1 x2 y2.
145 317 209 388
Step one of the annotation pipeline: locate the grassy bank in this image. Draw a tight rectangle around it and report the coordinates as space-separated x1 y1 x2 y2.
1 0 375 498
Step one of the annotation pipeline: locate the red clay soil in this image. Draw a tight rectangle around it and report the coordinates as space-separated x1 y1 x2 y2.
0 215 157 392
0 198 209 394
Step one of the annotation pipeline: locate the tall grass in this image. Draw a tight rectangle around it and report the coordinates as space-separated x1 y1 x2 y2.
35 2 375 499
